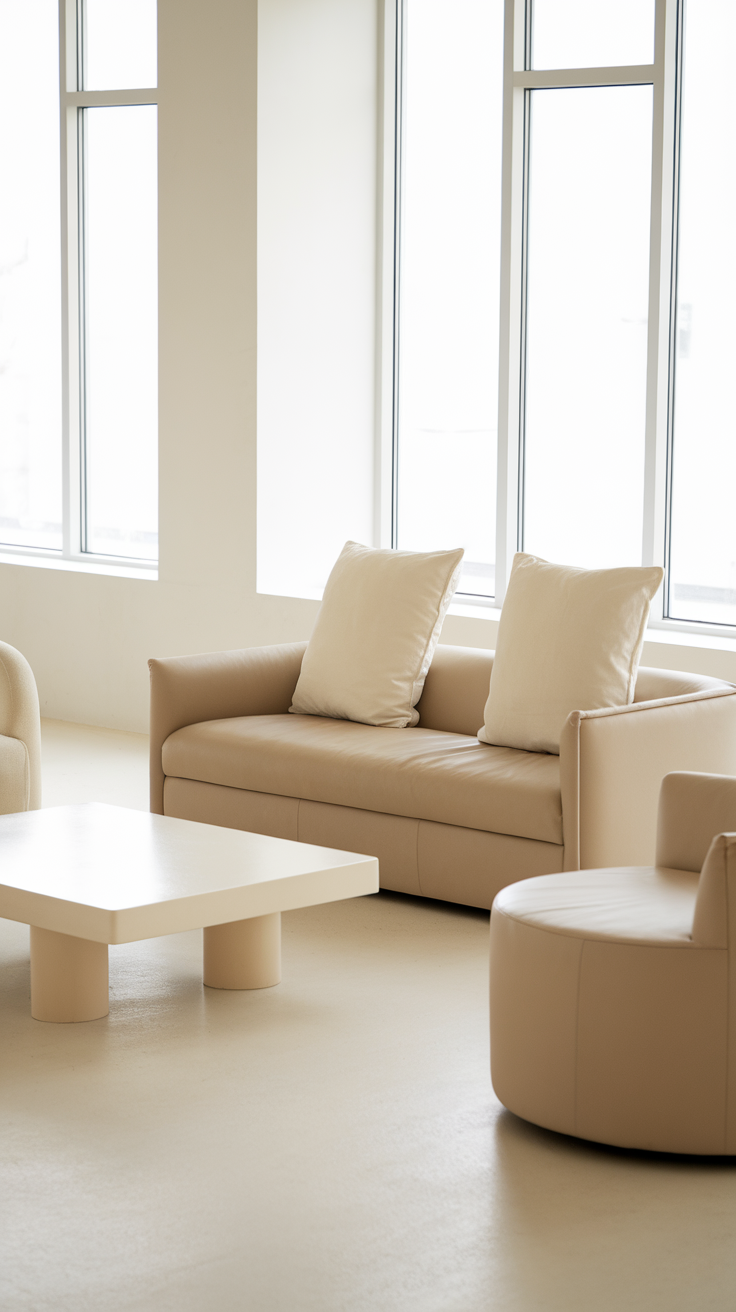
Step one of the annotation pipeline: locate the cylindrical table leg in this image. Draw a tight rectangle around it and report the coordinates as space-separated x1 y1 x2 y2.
30 926 109 1022
203 912 281 990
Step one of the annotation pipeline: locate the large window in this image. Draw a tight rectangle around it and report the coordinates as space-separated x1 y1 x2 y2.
0 0 158 570
392 0 736 632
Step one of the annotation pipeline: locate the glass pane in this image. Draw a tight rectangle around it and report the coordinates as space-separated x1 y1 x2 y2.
0 0 62 550
532 0 654 70
395 0 503 600
83 106 158 560
523 86 652 569
668 1 736 627
83 0 157 91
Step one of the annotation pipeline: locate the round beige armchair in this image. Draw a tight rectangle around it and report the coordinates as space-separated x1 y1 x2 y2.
490 771 736 1155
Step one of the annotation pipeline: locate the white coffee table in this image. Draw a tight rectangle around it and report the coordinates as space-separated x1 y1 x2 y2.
0 804 379 1022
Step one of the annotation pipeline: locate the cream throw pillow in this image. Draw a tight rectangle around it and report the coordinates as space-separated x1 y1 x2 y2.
479 553 664 754
290 541 464 728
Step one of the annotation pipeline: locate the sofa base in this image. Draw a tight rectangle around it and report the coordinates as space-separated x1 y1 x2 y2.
163 777 564 910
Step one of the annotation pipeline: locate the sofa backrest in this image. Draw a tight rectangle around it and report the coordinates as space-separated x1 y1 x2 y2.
417 645 732 738
633 667 729 702
417 645 494 735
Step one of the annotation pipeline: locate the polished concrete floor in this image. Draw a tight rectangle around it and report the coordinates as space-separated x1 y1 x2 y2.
2 722 736 1310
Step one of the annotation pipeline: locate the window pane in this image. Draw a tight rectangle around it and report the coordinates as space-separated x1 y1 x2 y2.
0 0 62 550
522 86 652 569
83 106 158 560
395 0 503 600
532 0 654 70
83 0 157 91
668 0 736 627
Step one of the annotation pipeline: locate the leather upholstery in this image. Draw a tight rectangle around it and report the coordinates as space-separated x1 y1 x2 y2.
163 776 564 909
657 770 736 874
149 642 736 909
559 689 736 870
415 645 498 736
162 714 563 843
149 641 307 815
490 771 736 1153
0 640 41 813
289 540 464 727
478 553 663 754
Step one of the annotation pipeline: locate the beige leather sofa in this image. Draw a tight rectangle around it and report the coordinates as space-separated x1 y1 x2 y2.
490 771 736 1154
0 640 41 813
149 642 736 910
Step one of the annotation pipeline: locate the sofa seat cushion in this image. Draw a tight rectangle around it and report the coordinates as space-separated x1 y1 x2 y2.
162 714 562 844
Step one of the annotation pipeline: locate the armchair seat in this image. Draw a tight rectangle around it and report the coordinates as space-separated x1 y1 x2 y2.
493 865 699 944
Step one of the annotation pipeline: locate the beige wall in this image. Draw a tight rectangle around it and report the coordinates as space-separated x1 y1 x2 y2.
0 0 732 735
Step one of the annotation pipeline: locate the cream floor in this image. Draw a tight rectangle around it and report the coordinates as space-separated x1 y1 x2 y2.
1 723 736 1310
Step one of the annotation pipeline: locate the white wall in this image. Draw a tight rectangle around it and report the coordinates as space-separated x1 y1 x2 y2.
257 0 377 599
0 0 732 735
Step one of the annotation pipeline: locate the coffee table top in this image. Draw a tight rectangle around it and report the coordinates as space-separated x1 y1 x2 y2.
0 804 379 944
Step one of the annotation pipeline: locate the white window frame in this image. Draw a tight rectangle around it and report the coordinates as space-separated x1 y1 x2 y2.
386 0 736 639
496 0 677 614
0 1 158 579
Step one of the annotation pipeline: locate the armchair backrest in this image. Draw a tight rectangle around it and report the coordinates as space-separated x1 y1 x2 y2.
691 832 736 949
656 771 736 873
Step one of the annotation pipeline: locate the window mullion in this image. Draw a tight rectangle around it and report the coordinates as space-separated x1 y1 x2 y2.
60 0 83 558
495 0 527 606
641 0 680 613
389 0 404 552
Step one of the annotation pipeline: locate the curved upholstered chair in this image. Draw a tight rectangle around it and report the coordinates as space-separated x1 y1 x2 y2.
0 640 41 813
490 771 736 1155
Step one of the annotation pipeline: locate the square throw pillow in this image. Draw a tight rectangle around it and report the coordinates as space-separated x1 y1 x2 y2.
290 541 464 728
478 552 664 754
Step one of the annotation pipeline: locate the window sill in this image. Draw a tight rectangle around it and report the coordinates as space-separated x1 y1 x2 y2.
447 596 736 653
643 624 736 654
448 599 502 622
0 550 157 581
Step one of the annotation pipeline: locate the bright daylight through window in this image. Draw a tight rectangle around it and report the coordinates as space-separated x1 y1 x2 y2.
394 0 503 600
0 0 158 567
668 0 736 625
393 0 736 631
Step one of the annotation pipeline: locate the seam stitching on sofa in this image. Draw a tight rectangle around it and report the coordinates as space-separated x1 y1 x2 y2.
573 714 581 870
725 847 731 1153
415 820 422 896
296 797 302 842
579 686 736 723
573 939 585 1138
503 917 698 947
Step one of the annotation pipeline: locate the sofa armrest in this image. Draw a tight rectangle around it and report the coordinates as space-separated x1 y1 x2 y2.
149 642 307 813
560 687 736 870
0 641 41 810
